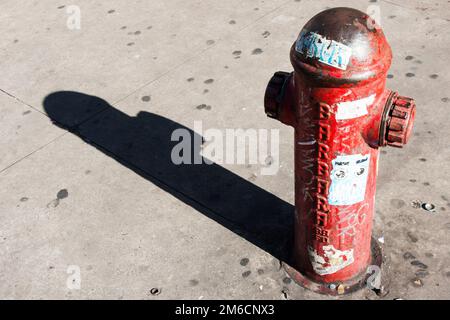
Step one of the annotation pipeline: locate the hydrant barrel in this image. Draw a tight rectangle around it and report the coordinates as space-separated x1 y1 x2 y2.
264 7 416 295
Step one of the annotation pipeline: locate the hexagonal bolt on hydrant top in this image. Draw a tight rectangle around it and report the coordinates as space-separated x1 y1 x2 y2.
264 7 416 295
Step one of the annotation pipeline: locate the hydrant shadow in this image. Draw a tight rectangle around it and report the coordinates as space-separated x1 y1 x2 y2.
43 91 294 262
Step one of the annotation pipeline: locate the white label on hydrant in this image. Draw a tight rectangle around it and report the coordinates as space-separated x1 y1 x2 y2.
308 245 354 275
295 31 353 70
335 94 376 120
328 154 370 205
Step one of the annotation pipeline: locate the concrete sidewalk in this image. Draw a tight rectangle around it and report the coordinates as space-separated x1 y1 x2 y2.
0 0 449 299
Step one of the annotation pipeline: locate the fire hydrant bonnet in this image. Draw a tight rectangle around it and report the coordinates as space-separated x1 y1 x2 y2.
290 7 393 85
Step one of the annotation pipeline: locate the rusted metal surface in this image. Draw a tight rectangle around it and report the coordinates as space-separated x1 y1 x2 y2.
264 7 416 293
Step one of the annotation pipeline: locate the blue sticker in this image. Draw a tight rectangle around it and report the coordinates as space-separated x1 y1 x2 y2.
295 31 352 70
328 154 370 205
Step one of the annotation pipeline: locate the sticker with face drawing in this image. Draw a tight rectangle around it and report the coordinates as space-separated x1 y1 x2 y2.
328 154 370 205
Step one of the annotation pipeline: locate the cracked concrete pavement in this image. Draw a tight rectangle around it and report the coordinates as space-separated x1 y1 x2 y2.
0 0 449 299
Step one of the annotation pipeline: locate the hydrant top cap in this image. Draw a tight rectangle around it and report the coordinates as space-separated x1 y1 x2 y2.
291 7 392 84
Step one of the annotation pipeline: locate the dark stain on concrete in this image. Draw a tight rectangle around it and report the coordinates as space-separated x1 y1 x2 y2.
47 189 68 208
196 104 211 110
108 9 115 14
415 270 429 278
22 110 31 115
282 277 292 284
204 79 214 84
406 73 415 77
429 74 439 79
206 40 215 45
240 258 249 266
252 48 263 55
57 189 69 200
403 252 416 260
242 270 251 278
141 96 151 102
411 260 428 269
407 231 419 243
189 279 199 286
390 199 405 209
229 20 236 25
20 197 29 202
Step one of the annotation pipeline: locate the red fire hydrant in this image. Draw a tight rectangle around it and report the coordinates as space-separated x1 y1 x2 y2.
264 7 416 295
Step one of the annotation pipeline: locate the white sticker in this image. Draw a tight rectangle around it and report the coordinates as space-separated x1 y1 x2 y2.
328 154 370 206
295 31 352 70
308 245 354 275
335 94 376 120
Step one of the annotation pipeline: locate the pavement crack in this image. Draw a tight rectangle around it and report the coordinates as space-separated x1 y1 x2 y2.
0 132 68 174
0 88 44 115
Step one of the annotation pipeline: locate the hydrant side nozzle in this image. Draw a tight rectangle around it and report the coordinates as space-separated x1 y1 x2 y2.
379 92 416 148
264 71 293 121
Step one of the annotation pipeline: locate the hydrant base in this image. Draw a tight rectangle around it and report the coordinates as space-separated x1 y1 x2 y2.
283 238 383 296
